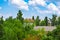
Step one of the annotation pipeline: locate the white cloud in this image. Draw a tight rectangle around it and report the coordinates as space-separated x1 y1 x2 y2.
36 0 47 6
34 4 60 14
9 0 29 10
8 0 60 14
58 6 60 9
0 7 2 10
38 10 53 14
34 7 53 14
28 0 47 6
47 3 60 14
28 0 36 6
47 3 59 11
28 0 60 14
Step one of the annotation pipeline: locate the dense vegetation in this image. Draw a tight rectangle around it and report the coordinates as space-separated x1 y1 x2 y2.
0 10 60 40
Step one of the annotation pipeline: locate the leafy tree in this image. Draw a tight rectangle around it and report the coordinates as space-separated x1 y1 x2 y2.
35 16 40 26
57 17 60 25
40 20 45 26
4 27 18 40
40 16 48 26
32 16 34 20
17 10 24 24
51 14 57 26
4 18 25 40
0 16 4 24
1 10 60 40
44 16 48 26
0 16 4 40
52 25 60 40
0 24 4 40
6 16 13 21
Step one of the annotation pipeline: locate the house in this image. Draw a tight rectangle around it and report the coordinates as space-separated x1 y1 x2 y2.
24 18 34 23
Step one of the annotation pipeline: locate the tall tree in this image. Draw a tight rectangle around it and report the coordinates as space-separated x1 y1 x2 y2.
32 16 34 20
35 16 40 26
57 17 60 25
0 16 4 24
0 16 4 40
44 16 48 26
51 14 57 26
17 10 24 24
6 16 13 21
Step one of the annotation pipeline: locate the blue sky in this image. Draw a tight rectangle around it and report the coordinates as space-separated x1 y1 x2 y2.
0 0 60 19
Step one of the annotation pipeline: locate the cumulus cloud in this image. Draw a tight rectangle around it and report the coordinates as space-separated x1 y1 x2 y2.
8 0 60 14
9 0 29 10
47 3 60 14
28 0 60 14
33 2 60 14
45 0 60 2
28 0 47 6
47 3 59 11
28 0 36 6
34 7 53 14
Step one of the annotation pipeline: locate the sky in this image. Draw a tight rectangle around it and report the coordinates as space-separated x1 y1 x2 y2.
0 0 60 19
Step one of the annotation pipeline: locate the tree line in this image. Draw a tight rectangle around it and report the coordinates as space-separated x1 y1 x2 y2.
0 10 60 40
32 14 60 26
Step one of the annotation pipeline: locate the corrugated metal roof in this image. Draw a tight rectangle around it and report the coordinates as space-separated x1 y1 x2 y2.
34 26 56 31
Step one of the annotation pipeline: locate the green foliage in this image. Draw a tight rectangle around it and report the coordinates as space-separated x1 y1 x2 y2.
32 16 34 20
57 17 60 25
0 24 4 40
40 17 48 26
0 16 4 24
40 20 45 26
0 16 4 40
44 16 48 26
3 27 18 40
43 25 60 40
52 25 60 40
35 16 40 26
1 10 60 40
17 10 24 24
51 14 57 26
